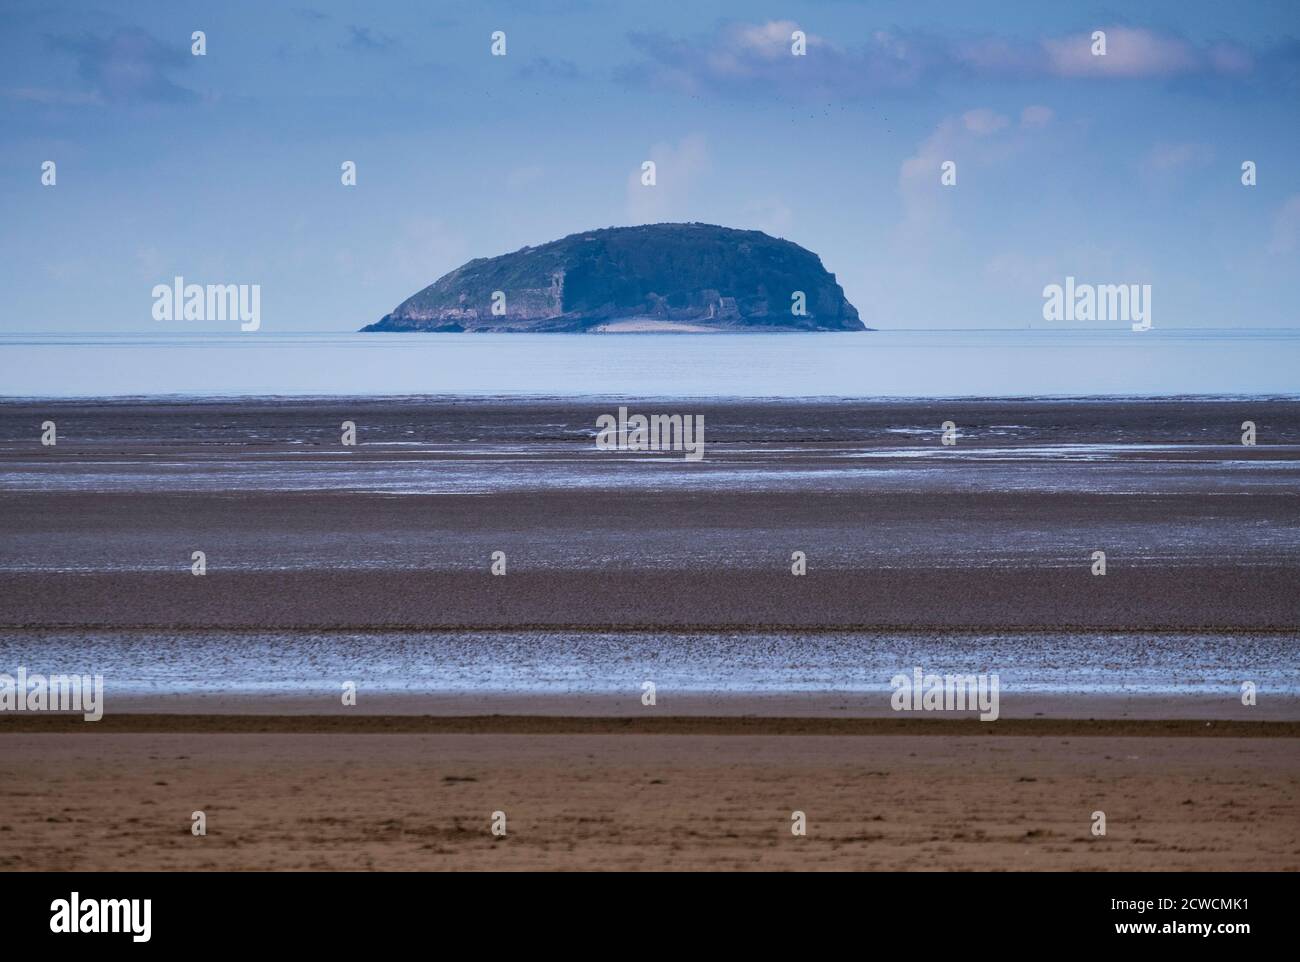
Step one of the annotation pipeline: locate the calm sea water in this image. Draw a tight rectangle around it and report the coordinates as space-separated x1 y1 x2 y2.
1 629 1295 697
2 329 1298 397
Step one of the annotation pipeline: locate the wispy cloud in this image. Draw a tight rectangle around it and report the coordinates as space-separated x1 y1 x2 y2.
897 107 1052 244
1141 142 1215 172
1019 105 1054 128
619 20 1292 99
2 86 104 106
740 195 795 238
45 26 197 104
343 25 397 53
517 58 583 82
1041 27 1204 78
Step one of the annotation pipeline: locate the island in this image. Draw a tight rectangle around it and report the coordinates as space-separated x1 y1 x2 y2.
361 223 865 332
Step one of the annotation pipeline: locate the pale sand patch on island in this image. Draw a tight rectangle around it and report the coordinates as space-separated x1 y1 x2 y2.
1 732 1294 871
590 318 725 332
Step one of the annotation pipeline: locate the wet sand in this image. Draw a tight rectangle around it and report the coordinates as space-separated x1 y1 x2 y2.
3 565 1299 631
52 691 1300 720
4 398 1299 633
1 732 1295 871
4 401 1299 633
1 398 1296 870
4 713 1298 734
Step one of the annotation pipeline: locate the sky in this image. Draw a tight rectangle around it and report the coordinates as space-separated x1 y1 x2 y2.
1 0 1298 332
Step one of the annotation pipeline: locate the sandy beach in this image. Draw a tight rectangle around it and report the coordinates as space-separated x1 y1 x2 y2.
2 731 1295 871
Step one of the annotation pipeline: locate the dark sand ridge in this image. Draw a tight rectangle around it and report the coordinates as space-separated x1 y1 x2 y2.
4 396 1298 444
2 714 1297 735
3 566 1297 630
2 487 1298 630
35 690 1300 720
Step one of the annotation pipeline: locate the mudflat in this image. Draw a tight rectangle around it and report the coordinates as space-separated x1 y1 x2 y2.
3 398 1298 632
1 397 1296 871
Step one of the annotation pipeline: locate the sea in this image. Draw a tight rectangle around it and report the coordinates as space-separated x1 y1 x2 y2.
1 328 1298 398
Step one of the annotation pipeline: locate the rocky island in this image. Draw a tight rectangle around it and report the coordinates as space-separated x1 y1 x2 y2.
361 223 865 332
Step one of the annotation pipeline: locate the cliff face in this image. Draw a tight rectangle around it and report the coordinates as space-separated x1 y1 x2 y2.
361 223 865 332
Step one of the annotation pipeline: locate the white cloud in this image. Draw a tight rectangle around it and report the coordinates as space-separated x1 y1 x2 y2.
962 108 1010 135
1044 27 1199 78
625 134 709 224
897 109 1015 243
733 20 803 60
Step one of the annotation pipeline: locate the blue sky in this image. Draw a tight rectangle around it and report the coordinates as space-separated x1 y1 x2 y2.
1 0 1298 332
